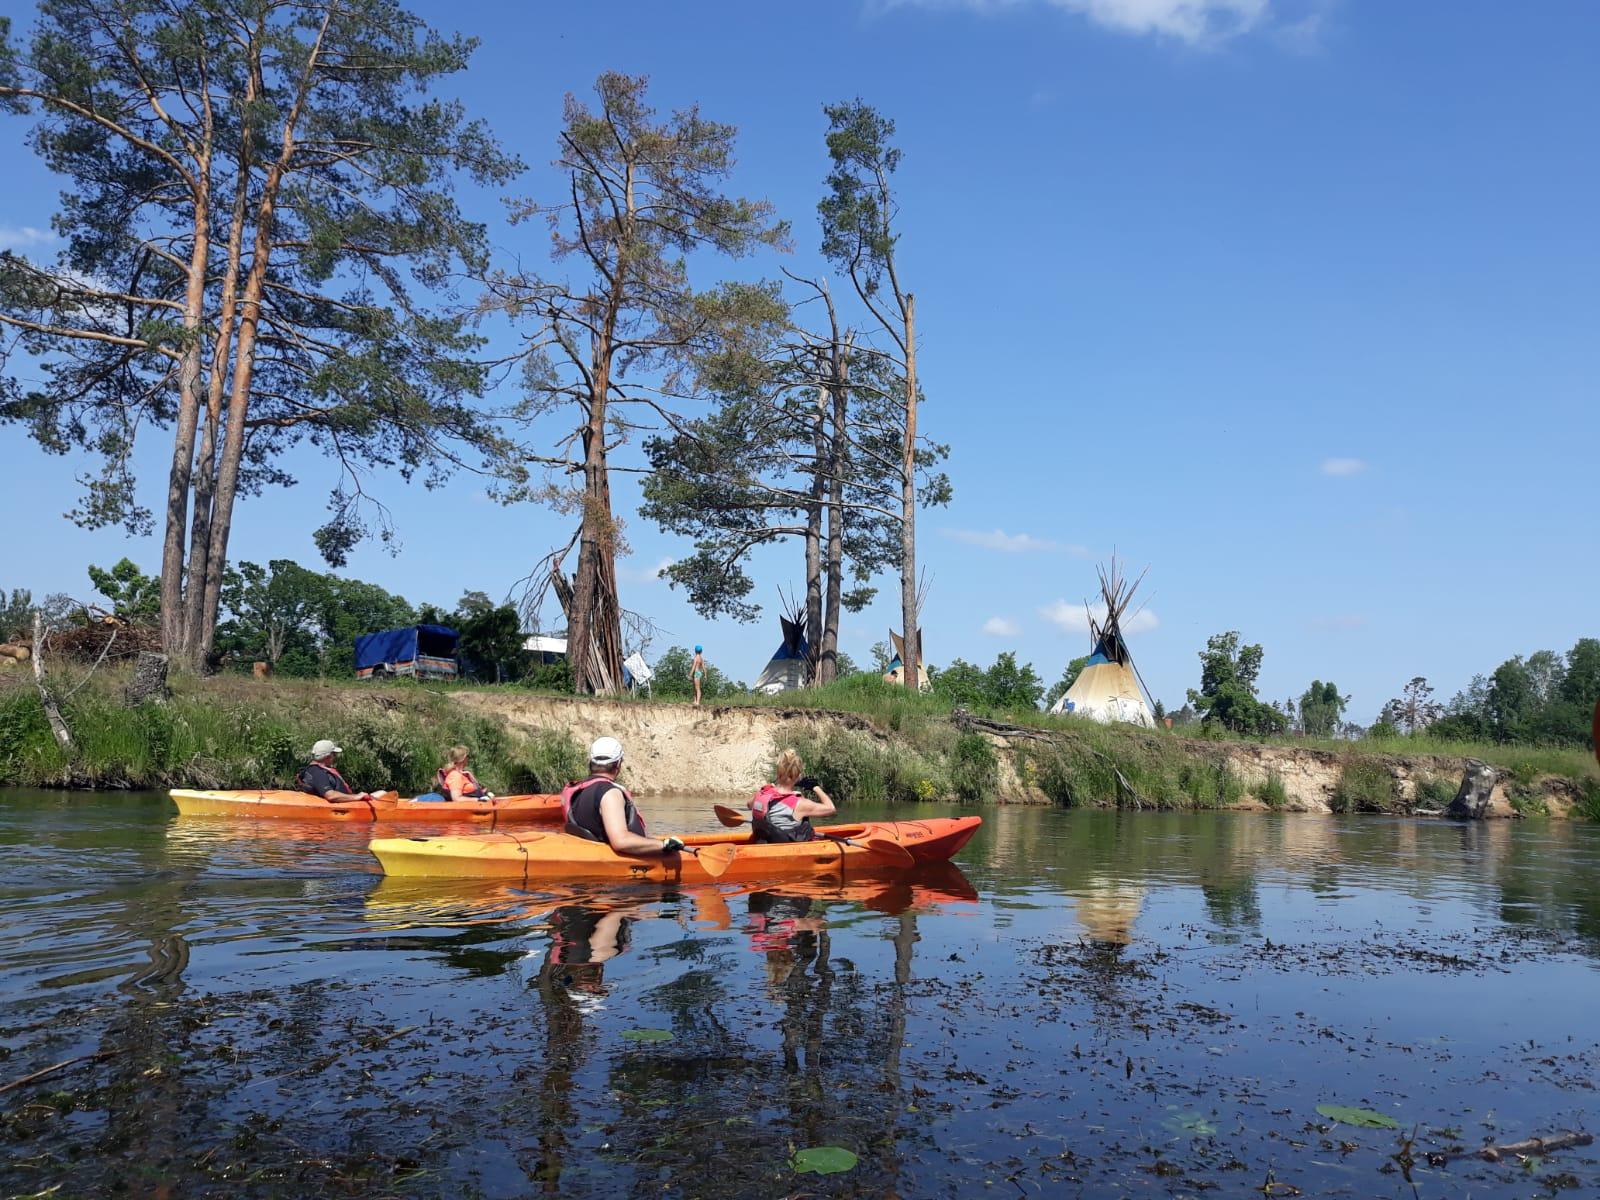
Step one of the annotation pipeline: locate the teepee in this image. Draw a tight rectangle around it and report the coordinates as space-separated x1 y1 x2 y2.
1049 560 1155 727
883 627 931 691
754 599 809 695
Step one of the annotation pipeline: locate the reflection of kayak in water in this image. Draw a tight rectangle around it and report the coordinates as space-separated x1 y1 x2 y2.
364 878 738 932
170 788 563 824
748 861 979 914
369 816 983 881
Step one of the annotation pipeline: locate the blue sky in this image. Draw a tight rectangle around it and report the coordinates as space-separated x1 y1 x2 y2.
1 0 1596 721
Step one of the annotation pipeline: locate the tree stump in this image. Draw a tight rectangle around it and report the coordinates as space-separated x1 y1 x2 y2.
125 652 171 706
1445 759 1499 820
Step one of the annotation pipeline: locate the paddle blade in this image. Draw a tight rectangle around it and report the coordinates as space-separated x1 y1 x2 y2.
713 804 748 827
694 844 738 878
863 836 915 867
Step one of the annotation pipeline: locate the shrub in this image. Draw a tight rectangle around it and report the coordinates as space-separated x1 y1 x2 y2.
510 727 585 793
1256 771 1289 809
1413 773 1458 809
1334 757 1401 813
1575 778 1600 822
948 732 999 803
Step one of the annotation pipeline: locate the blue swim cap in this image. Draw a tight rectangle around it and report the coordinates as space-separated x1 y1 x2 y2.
694 645 703 653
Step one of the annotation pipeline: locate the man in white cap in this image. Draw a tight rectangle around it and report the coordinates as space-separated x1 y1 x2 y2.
296 739 376 803
561 736 684 857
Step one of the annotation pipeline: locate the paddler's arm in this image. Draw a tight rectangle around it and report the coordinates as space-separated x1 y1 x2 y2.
599 789 680 856
322 787 374 803
793 784 836 820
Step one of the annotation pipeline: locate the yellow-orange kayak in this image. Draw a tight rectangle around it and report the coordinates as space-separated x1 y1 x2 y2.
368 816 983 881
170 788 562 824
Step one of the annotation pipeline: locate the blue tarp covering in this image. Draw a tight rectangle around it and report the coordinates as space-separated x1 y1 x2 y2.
354 624 458 672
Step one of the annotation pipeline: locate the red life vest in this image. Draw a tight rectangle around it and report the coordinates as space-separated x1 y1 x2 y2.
561 776 645 843
750 783 815 843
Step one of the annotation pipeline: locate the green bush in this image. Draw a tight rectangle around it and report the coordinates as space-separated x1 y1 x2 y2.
1178 756 1243 809
510 727 585 793
1256 771 1289 809
948 732 999 803
1413 773 1458 809
1334 757 1401 813
1575 778 1600 822
783 727 945 806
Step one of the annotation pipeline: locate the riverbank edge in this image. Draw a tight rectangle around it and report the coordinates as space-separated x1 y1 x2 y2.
2 674 1593 818
450 690 1595 818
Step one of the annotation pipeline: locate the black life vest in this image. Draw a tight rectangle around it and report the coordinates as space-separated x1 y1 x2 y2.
297 762 351 800
561 776 644 844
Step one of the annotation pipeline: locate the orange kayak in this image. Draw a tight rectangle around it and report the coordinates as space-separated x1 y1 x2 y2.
170 788 562 824
368 816 983 881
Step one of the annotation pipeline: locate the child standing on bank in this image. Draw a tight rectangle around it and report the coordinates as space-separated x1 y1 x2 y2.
690 645 706 707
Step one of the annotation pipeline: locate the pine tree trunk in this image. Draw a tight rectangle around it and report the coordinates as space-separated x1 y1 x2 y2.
568 327 624 695
182 106 254 667
819 340 848 685
195 14 326 667
804 384 826 686
159 192 213 660
899 294 919 691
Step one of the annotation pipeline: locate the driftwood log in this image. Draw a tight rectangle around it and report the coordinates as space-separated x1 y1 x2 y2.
1446 759 1501 820
1428 1131 1595 1166
124 651 171 705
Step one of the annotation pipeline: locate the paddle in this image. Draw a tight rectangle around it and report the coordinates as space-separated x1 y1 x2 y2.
678 843 737 879
711 805 913 867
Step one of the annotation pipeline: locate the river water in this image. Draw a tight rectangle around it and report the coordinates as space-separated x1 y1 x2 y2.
1 790 1597 1198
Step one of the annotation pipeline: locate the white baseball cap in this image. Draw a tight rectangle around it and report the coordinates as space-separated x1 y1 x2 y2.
589 736 624 765
310 739 342 758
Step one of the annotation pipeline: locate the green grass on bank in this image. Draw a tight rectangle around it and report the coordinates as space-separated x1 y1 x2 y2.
2 668 1594 814
0 671 583 793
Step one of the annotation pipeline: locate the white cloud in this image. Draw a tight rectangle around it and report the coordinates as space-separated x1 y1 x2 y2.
1039 599 1159 634
943 527 1087 554
982 616 1021 637
618 556 675 584
1320 457 1367 477
0 225 55 252
874 0 1275 45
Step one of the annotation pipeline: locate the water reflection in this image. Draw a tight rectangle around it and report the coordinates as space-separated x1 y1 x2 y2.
2 792 1599 1197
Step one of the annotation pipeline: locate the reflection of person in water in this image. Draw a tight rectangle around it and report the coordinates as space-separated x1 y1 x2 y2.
543 903 637 1000
747 891 825 989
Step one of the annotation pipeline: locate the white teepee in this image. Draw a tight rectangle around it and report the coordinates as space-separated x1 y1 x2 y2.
1049 560 1155 727
754 603 809 695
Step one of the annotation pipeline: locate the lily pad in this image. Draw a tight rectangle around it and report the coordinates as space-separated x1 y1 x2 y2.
1316 1104 1400 1129
620 1027 673 1043
1164 1110 1218 1136
791 1146 859 1175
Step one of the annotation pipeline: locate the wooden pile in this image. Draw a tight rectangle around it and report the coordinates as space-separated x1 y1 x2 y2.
45 619 163 663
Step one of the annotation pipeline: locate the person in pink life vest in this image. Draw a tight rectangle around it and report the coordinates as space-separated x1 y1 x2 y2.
748 748 836 844
295 739 380 804
560 737 686 857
